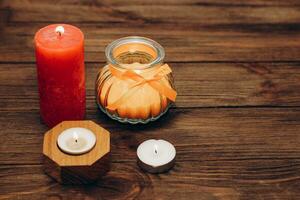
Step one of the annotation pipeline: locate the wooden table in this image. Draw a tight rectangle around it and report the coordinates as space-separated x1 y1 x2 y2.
1 1 300 199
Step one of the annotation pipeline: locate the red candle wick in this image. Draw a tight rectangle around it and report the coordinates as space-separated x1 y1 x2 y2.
55 26 64 38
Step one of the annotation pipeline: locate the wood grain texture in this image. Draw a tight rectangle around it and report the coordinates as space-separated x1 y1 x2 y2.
1 108 300 164
2 0 300 62
2 0 300 24
1 163 299 200
0 108 300 199
1 0 300 199
44 153 111 184
1 24 300 62
0 62 300 111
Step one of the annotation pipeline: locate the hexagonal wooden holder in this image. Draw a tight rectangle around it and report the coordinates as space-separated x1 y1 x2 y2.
43 120 110 184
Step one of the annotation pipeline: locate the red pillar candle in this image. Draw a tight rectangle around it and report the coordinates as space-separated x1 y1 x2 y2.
35 24 85 127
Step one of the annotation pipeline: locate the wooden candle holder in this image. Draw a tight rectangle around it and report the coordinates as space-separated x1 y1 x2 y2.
43 120 110 184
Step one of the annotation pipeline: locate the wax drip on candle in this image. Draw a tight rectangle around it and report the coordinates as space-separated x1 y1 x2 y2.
55 26 64 37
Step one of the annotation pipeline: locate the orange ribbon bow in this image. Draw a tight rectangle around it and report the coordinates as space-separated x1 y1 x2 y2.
106 64 177 111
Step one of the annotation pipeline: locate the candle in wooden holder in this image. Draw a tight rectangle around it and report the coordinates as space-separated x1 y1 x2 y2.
57 127 96 155
43 120 110 184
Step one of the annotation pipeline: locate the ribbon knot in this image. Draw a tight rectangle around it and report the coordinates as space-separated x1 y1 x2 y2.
106 64 177 111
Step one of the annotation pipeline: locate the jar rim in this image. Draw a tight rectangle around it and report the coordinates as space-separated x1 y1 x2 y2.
105 36 165 69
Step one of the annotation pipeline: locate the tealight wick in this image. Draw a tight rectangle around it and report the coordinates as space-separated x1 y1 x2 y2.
154 144 158 154
55 26 64 37
73 132 79 143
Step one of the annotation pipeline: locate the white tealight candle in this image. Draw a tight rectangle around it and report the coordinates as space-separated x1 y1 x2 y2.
57 127 96 155
137 139 176 173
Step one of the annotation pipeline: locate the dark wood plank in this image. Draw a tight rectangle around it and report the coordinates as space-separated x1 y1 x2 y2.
0 163 299 200
96 0 300 6
0 62 300 112
1 23 300 62
2 0 300 24
0 108 300 199
1 108 300 164
2 0 300 62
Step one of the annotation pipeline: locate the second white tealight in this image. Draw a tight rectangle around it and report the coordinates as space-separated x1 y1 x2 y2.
57 127 96 155
137 139 176 173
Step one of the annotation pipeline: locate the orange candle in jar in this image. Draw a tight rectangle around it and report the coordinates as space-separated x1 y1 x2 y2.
96 37 176 124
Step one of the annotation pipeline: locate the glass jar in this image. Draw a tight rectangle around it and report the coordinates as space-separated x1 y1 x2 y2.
96 36 177 124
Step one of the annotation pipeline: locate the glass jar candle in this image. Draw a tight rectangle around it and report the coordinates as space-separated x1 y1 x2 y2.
96 36 177 124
